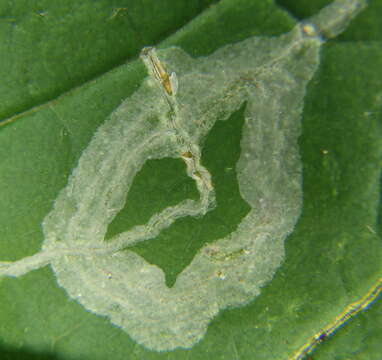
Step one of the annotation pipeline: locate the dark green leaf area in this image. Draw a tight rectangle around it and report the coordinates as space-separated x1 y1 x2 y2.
283 41 382 359
0 340 59 360
164 0 295 57
0 0 217 122
120 104 250 288
275 0 332 19
0 111 72 261
299 41 382 238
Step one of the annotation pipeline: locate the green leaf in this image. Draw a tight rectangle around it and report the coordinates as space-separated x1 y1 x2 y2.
0 1 381 359
0 0 220 120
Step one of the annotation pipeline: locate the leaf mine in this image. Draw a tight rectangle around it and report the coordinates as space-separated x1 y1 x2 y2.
0 0 366 351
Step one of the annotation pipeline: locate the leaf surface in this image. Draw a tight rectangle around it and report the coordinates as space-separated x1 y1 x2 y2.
0 0 381 359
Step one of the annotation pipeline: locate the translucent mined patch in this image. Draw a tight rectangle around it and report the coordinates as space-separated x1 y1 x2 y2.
0 0 367 352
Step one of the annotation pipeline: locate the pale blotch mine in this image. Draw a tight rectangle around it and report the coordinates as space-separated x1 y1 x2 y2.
0 0 366 351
